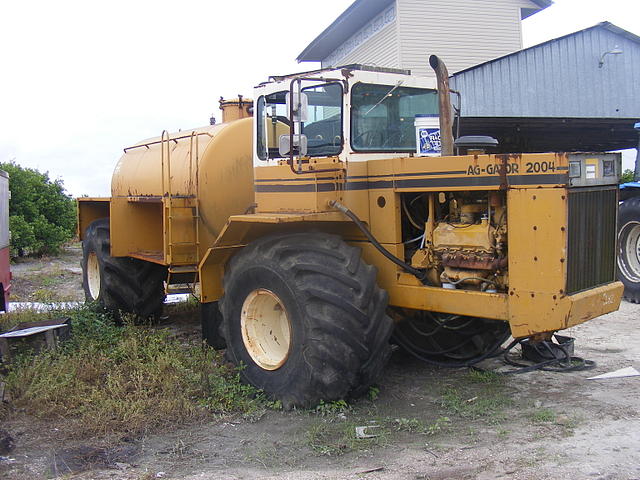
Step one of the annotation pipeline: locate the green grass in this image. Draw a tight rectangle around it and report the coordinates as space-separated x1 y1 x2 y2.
314 399 350 416
1 305 263 437
440 386 512 420
467 369 502 385
307 420 389 456
530 408 556 424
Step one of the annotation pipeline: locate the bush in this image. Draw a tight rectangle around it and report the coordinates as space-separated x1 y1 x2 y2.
0 161 76 256
620 169 635 184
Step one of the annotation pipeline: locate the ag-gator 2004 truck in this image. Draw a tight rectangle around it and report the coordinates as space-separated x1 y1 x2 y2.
78 58 623 408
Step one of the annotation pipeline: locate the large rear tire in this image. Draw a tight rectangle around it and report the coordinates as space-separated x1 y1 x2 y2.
201 301 226 349
81 218 167 318
618 197 640 303
219 233 393 409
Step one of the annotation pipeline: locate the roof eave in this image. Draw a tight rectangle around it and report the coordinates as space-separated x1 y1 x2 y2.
297 0 393 62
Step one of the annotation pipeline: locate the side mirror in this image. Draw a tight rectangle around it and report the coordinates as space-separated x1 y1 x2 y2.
285 91 308 123
279 134 308 157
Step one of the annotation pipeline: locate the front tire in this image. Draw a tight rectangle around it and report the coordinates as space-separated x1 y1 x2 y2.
219 233 393 409
81 218 167 318
618 197 640 303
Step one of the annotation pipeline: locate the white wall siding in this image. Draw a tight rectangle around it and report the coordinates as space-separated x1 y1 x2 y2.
323 23 399 69
321 8 399 69
397 0 537 77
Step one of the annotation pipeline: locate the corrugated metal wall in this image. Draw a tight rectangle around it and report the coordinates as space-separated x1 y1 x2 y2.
450 26 640 118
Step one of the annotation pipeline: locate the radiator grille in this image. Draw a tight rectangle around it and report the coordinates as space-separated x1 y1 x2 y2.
566 187 618 294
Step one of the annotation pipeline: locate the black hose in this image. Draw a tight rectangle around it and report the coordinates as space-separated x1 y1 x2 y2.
397 330 512 368
329 200 428 281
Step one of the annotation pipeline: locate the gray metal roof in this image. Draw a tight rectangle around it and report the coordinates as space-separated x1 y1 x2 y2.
450 22 640 118
297 0 553 62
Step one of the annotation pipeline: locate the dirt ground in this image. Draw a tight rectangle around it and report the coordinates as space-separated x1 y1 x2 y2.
1 245 639 480
8 243 85 303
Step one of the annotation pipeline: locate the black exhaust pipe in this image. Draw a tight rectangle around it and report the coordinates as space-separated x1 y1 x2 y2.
429 55 454 156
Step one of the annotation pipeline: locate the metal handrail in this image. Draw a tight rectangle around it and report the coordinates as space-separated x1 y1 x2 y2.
124 131 213 152
188 131 201 258
160 130 174 263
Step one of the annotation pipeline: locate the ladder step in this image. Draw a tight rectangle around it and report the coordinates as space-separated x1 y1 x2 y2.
166 285 194 294
170 241 199 246
169 265 198 274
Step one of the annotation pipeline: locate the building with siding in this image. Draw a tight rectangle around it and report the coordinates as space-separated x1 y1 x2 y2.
297 0 552 77
449 22 640 152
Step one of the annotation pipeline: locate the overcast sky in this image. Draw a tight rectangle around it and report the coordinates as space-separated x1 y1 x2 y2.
1 0 638 197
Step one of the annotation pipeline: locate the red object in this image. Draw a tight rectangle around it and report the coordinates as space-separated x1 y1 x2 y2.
0 246 9 312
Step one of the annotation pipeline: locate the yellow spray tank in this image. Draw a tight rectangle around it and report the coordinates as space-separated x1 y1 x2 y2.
77 97 255 321
106 105 255 265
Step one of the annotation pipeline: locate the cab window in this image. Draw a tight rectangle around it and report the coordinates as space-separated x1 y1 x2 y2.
351 83 438 152
256 83 343 160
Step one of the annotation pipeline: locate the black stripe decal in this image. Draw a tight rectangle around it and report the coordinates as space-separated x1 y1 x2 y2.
507 174 566 185
254 177 326 183
254 183 337 193
256 174 567 193
346 170 467 180
345 180 394 190
395 176 500 189
255 169 469 183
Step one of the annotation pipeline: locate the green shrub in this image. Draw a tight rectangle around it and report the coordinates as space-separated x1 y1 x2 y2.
620 168 635 184
0 161 76 256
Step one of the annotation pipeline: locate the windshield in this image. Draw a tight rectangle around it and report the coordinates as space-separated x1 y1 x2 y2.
351 83 438 152
256 82 343 160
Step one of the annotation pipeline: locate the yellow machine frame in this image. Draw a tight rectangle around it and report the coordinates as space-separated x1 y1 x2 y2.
78 65 622 340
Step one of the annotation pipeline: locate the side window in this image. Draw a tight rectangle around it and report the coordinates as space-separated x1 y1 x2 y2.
301 83 343 156
257 91 290 160
256 83 343 160
256 96 266 160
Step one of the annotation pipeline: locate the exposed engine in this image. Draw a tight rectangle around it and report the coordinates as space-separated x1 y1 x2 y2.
402 191 508 291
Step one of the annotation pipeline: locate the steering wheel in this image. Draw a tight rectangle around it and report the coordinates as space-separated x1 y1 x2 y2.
353 130 384 148
381 130 404 148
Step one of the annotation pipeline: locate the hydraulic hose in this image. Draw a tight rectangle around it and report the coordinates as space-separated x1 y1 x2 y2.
328 199 428 281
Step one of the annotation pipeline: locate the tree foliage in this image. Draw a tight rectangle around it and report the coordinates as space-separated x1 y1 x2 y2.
620 169 635 184
0 161 76 256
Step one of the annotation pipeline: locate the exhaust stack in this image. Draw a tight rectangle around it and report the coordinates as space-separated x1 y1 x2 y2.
429 55 454 156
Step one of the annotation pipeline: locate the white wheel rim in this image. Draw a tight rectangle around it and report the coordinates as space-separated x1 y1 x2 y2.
87 252 101 299
240 289 292 370
618 221 640 283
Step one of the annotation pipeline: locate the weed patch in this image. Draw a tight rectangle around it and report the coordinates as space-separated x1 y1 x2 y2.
314 399 350 417
440 386 511 420
2 305 262 437
307 420 389 456
530 408 556 424
467 369 502 385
